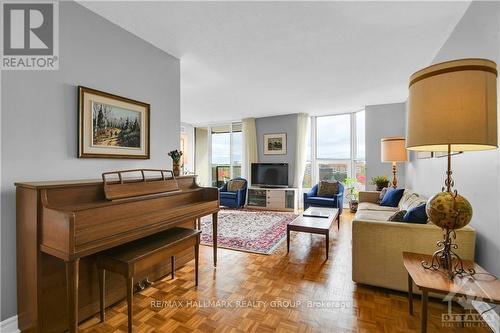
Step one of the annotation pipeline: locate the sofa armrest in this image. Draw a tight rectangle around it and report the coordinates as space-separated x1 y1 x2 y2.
352 219 475 293
358 191 380 204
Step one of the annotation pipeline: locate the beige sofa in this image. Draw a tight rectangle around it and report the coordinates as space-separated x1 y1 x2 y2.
352 189 476 293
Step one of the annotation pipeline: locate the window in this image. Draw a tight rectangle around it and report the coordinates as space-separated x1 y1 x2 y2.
232 123 242 178
210 123 242 187
316 114 351 159
305 110 366 200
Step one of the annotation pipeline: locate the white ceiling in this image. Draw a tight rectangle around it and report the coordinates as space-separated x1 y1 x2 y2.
79 1 470 125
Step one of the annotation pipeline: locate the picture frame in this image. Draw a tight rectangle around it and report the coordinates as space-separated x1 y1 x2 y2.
264 133 287 155
78 86 150 159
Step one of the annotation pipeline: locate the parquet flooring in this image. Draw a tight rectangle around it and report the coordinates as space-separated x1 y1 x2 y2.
81 213 491 333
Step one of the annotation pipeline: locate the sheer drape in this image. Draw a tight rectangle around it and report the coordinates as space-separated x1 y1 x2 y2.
242 118 258 180
294 113 310 188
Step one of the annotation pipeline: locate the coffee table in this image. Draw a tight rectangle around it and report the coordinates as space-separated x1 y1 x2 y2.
287 207 340 259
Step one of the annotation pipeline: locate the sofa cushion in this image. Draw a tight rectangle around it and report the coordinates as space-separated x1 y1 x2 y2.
380 188 405 207
220 192 237 199
317 181 339 197
402 204 428 224
355 210 396 221
305 196 335 206
378 187 388 203
388 210 407 222
401 195 426 211
358 202 399 212
227 179 246 192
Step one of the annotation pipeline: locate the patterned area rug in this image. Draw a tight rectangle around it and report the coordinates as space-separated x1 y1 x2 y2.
200 208 298 254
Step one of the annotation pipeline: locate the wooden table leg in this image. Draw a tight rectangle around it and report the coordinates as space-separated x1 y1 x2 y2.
337 214 340 230
421 290 428 333
65 258 80 333
287 226 290 254
325 231 329 259
127 277 134 333
212 212 218 267
408 273 413 315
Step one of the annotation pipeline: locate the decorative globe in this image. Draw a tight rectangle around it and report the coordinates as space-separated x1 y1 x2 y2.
426 192 473 230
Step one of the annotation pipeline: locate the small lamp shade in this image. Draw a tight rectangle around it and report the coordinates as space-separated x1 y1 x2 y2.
381 137 408 162
407 58 497 152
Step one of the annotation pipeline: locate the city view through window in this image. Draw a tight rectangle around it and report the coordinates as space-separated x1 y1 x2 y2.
211 124 242 187
302 110 366 190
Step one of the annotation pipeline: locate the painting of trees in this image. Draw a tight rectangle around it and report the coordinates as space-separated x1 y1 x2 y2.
91 102 141 148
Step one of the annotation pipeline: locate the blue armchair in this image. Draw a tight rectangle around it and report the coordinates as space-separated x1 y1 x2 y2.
303 182 344 214
219 178 248 208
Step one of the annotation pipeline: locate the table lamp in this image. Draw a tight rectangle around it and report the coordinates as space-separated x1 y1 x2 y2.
406 58 497 279
381 137 408 188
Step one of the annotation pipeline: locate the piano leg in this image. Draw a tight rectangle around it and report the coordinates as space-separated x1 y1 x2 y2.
212 212 218 267
65 258 80 333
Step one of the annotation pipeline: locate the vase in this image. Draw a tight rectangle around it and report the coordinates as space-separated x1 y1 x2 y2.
349 200 358 213
172 161 180 177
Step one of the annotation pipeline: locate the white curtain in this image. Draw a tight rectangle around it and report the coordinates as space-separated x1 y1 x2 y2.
294 113 310 188
194 127 210 186
242 118 258 180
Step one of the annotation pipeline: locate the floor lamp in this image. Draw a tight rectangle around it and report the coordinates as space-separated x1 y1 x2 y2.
381 137 407 188
406 58 497 279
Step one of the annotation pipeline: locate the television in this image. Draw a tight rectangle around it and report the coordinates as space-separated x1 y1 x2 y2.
251 163 289 188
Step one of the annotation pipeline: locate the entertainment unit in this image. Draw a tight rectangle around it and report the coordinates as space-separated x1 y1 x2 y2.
247 187 298 213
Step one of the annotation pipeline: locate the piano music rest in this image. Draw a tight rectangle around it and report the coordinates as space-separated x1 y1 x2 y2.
97 227 201 333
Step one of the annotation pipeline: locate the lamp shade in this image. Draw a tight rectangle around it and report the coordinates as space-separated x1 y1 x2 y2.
407 58 497 152
381 137 408 162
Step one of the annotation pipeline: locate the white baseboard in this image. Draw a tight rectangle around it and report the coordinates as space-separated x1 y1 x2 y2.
472 300 500 333
0 315 19 333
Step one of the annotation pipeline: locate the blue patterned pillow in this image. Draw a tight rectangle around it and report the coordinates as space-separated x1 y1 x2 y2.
380 188 405 207
402 204 428 224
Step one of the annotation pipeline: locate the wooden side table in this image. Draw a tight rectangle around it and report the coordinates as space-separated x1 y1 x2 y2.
402 252 500 333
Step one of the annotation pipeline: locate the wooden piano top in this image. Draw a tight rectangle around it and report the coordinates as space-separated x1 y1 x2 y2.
16 175 220 260
15 175 198 189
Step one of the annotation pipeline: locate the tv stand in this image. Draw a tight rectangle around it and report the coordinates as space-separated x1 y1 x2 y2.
247 186 298 213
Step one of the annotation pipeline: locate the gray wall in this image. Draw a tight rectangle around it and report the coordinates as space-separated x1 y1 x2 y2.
0 1 180 320
365 103 407 190
256 114 298 186
406 1 500 275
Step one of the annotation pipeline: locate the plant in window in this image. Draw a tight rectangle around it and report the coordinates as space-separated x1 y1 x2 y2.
344 177 360 213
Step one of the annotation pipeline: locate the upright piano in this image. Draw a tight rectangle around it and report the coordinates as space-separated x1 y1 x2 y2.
16 172 219 332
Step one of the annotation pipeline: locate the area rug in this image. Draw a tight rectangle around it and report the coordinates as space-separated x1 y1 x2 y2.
200 209 298 254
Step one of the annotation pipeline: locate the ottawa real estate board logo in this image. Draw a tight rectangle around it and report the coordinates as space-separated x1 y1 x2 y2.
1 1 59 70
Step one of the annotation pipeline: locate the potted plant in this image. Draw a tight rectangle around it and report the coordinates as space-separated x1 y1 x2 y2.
370 176 390 191
167 150 183 177
344 177 360 213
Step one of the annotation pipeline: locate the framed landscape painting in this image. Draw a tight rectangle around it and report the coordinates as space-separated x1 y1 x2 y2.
264 133 287 155
78 86 150 159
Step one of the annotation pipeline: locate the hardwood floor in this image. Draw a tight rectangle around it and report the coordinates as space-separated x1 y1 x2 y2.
81 213 490 333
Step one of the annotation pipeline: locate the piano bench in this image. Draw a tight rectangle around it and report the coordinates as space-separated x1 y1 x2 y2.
96 227 201 333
